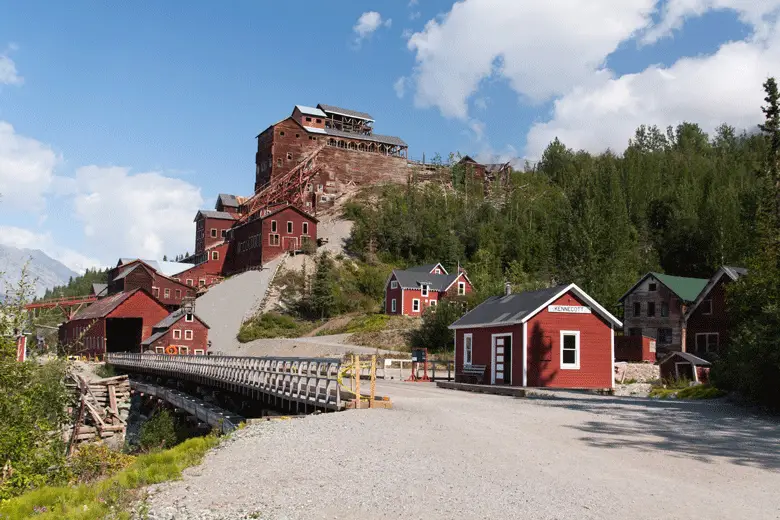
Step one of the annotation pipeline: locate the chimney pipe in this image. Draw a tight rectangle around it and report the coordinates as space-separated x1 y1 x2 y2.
504 282 512 296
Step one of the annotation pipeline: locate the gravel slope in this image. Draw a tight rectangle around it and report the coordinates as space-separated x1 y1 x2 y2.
143 382 780 520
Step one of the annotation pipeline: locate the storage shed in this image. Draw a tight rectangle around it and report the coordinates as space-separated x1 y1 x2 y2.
658 351 711 384
449 284 622 389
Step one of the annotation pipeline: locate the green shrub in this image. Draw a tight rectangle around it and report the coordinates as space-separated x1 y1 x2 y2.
138 409 178 451
94 363 117 379
237 312 315 342
409 300 468 353
676 385 726 399
68 444 135 484
0 435 219 520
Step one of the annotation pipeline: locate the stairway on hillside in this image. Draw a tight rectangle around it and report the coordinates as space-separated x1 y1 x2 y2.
194 257 282 355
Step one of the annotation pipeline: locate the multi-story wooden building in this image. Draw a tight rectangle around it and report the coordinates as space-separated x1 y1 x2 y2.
107 259 195 310
194 210 236 254
455 155 512 188
384 263 473 316
141 307 210 355
254 104 408 209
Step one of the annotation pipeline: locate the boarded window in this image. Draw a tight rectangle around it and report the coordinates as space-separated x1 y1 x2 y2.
658 328 673 344
647 302 656 317
633 302 641 317
661 301 669 317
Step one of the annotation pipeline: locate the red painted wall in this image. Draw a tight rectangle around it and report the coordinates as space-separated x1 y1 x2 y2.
177 243 228 288
387 273 473 316
59 318 107 357
144 316 209 354
385 274 403 314
615 335 657 362
153 275 195 308
686 278 731 355
454 291 614 389
197 216 233 253
108 290 169 343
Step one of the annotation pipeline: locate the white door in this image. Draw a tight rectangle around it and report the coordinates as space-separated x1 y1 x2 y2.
491 334 512 385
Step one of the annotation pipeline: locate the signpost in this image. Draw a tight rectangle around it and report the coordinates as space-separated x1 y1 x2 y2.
405 348 431 382
547 305 591 314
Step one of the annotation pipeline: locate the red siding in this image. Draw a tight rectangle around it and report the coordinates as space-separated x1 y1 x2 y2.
107 290 169 342
454 290 614 389
177 243 228 288
196 216 234 254
144 316 209 354
615 335 657 362
385 274 403 314
387 273 473 317
153 275 195 308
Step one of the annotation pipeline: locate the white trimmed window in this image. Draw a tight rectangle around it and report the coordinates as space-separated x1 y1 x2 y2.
186 279 193 286
173 329 181 340
184 330 193 340
164 288 170 299
458 282 466 296
302 222 309 235
212 251 219 260
560 331 580 369
210 228 217 238
430 299 437 306
287 221 293 233
390 280 398 289
179 346 189 355
421 284 429 297
194 349 204 355
271 220 277 233
155 346 165 354
185 313 194 322
463 333 473 366
695 333 719 353
412 299 420 312
175 289 181 299
391 299 397 313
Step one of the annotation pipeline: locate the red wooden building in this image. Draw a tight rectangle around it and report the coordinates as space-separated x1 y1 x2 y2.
108 259 195 310
141 308 210 355
176 242 228 289
684 265 747 356
227 203 318 273
58 288 169 357
449 283 622 389
194 209 236 254
384 263 473 316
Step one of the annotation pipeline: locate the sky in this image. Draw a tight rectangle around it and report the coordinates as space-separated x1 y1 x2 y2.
0 0 777 273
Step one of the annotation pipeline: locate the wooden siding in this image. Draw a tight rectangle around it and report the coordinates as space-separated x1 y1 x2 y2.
622 274 685 352
384 274 403 314
196 216 233 254
686 278 731 356
144 315 209 354
107 290 169 344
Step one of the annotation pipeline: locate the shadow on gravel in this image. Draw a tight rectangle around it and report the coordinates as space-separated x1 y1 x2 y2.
531 394 780 471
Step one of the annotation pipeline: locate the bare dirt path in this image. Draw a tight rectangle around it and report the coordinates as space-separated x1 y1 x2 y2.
143 382 780 520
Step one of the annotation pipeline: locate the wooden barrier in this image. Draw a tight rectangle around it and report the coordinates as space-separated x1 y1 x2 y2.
106 353 343 411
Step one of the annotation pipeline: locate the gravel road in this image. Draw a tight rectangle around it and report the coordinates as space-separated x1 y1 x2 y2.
143 382 780 520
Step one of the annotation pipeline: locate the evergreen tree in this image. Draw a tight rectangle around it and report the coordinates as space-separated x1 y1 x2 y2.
310 252 336 319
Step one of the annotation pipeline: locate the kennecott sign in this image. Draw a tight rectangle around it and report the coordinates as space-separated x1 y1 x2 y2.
548 305 591 314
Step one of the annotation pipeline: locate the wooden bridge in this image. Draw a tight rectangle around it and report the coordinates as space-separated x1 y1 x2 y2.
105 353 386 415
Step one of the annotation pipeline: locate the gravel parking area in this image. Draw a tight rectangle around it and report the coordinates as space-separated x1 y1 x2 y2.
144 382 780 520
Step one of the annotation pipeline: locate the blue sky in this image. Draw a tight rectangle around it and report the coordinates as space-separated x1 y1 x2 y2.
0 0 776 271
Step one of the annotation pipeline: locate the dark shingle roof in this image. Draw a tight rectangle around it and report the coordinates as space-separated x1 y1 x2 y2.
217 194 239 208
405 264 446 274
71 289 139 320
151 308 210 330
195 210 236 222
322 127 407 147
317 104 374 121
113 263 144 281
392 270 460 292
659 351 711 366
450 285 567 329
141 330 166 346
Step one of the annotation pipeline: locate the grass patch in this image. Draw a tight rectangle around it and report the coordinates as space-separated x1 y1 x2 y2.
0 435 219 520
649 383 725 400
315 314 390 336
94 363 117 379
237 312 316 342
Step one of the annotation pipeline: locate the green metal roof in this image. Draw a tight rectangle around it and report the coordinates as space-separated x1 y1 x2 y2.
651 272 709 302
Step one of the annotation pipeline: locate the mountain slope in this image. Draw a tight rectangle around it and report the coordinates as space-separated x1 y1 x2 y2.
0 244 79 298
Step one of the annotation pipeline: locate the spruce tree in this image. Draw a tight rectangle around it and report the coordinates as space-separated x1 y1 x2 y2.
310 252 335 319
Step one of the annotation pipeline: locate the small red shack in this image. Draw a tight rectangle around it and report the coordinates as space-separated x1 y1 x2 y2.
141 308 210 355
58 288 169 357
449 283 622 389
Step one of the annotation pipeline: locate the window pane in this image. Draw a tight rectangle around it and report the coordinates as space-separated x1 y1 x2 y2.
563 335 576 351
562 349 576 364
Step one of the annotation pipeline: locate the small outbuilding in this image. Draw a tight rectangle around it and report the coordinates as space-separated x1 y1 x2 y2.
658 351 711 384
141 307 210 355
449 283 622 389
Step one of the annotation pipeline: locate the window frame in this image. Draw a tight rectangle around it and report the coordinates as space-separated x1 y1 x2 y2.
173 329 182 340
269 234 280 246
287 221 293 234
391 299 397 313
458 282 466 296
695 332 719 353
660 301 669 317
302 222 309 235
164 288 171 299
700 298 713 315
155 346 165 354
186 279 193 286
649 282 657 292
560 330 581 370
633 302 641 317
647 301 656 317
212 251 219 261
184 330 193 341
271 220 277 233
210 228 217 238
179 346 189 355
412 299 420 312
657 327 673 344
194 349 204 355
421 284 429 297
185 313 194 323
390 280 398 289
463 333 473 366
175 289 181 299
430 299 437 307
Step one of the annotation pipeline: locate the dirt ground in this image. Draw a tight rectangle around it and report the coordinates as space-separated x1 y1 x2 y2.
144 381 780 520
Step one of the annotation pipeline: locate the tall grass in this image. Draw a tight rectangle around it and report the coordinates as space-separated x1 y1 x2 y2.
0 435 219 520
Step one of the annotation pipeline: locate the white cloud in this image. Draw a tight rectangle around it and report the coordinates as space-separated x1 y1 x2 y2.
0 121 59 210
394 76 408 98
0 49 23 86
405 0 656 119
474 97 489 111
642 0 780 43
72 166 204 262
0 225 101 273
354 12 391 44
468 119 486 142
526 21 780 156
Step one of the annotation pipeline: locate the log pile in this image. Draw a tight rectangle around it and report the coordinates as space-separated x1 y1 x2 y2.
65 374 131 454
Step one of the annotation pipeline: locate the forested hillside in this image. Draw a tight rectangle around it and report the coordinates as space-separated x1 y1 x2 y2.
346 122 765 309
40 268 109 300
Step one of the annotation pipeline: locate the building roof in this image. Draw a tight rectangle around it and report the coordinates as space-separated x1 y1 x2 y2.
113 263 148 281
450 283 622 330
484 163 511 173
618 272 709 303
71 289 140 320
405 263 448 274
259 203 319 223
684 266 748 320
317 104 374 121
195 210 237 222
91 283 108 297
117 258 194 278
392 270 461 292
216 193 240 208
658 351 711 366
140 330 167 346
321 127 407 147
295 105 327 118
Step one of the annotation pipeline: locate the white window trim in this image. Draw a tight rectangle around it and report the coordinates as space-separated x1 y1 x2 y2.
184 330 193 340
185 313 194 323
179 346 189 355
155 346 165 354
186 279 193 286
210 228 217 238
391 299 397 313
421 284 429 297
695 332 719 353
430 299 437 306
212 251 219 260
194 349 204 355
458 282 466 296
164 288 171 299
463 333 473 366
302 222 308 235
560 330 580 370
412 299 420 312
287 221 293 233
271 220 277 233
173 329 181 340
390 280 398 289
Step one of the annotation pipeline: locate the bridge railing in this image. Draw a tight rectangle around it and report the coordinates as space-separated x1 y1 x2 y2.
106 353 344 410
